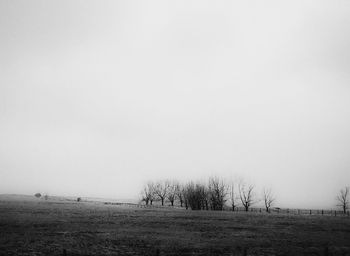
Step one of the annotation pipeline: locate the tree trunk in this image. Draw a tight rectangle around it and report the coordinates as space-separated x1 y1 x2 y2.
161 198 164 206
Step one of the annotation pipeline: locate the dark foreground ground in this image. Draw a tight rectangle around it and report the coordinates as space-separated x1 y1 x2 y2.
0 196 350 256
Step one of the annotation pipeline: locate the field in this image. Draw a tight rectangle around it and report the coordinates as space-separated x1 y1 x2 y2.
0 195 350 256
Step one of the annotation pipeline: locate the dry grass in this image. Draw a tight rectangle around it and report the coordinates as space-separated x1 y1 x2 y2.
0 195 350 255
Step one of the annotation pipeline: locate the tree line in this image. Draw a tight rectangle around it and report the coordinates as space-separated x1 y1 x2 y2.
141 177 349 214
140 177 276 212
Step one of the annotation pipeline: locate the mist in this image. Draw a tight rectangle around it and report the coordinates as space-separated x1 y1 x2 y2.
1 0 350 210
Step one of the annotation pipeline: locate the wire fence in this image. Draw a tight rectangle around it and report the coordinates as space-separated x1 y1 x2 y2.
104 201 350 217
226 206 350 217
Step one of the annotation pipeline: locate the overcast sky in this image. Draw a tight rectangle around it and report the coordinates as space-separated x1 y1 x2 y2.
1 0 349 209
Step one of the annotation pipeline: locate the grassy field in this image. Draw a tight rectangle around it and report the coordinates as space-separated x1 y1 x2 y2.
0 195 350 256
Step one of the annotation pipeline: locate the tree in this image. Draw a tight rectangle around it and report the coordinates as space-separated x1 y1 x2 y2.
141 182 155 205
141 185 150 205
167 181 177 206
337 187 349 214
184 181 208 210
262 188 275 213
175 183 185 207
239 181 254 212
208 176 227 210
201 183 210 210
182 185 189 209
154 180 169 206
229 183 237 211
147 182 156 205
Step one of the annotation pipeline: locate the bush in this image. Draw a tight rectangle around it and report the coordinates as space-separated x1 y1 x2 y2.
34 193 41 198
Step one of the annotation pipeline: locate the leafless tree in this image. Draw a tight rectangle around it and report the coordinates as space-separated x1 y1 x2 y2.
208 176 227 210
201 183 210 210
147 182 156 205
141 187 150 205
263 188 275 213
337 187 349 214
154 180 169 206
175 183 185 207
238 181 254 212
184 181 208 210
141 182 155 205
182 184 190 209
167 181 177 206
229 183 238 211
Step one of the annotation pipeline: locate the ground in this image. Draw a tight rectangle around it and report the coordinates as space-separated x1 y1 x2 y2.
0 195 349 256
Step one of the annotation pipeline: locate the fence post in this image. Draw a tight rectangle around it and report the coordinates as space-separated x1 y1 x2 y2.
322 210 323 215
310 210 312 215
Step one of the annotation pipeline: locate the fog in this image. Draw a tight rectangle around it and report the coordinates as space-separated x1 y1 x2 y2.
1 0 350 209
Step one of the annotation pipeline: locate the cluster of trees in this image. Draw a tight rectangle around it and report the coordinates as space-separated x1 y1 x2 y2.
140 177 276 212
141 178 350 214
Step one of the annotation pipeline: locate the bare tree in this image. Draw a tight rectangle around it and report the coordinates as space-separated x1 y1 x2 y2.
141 187 150 205
238 181 254 212
184 181 208 210
175 183 185 207
201 183 210 210
154 180 169 206
263 188 275 213
182 184 190 209
229 183 237 211
147 182 156 205
337 187 349 214
208 176 227 211
141 182 155 205
167 181 177 206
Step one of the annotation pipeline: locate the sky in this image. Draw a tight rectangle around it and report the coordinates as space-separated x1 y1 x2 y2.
1 0 350 209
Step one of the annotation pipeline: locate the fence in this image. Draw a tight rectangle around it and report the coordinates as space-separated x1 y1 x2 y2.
104 201 350 217
232 206 350 217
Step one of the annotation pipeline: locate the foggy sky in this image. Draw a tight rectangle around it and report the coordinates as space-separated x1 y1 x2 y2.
1 0 350 209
